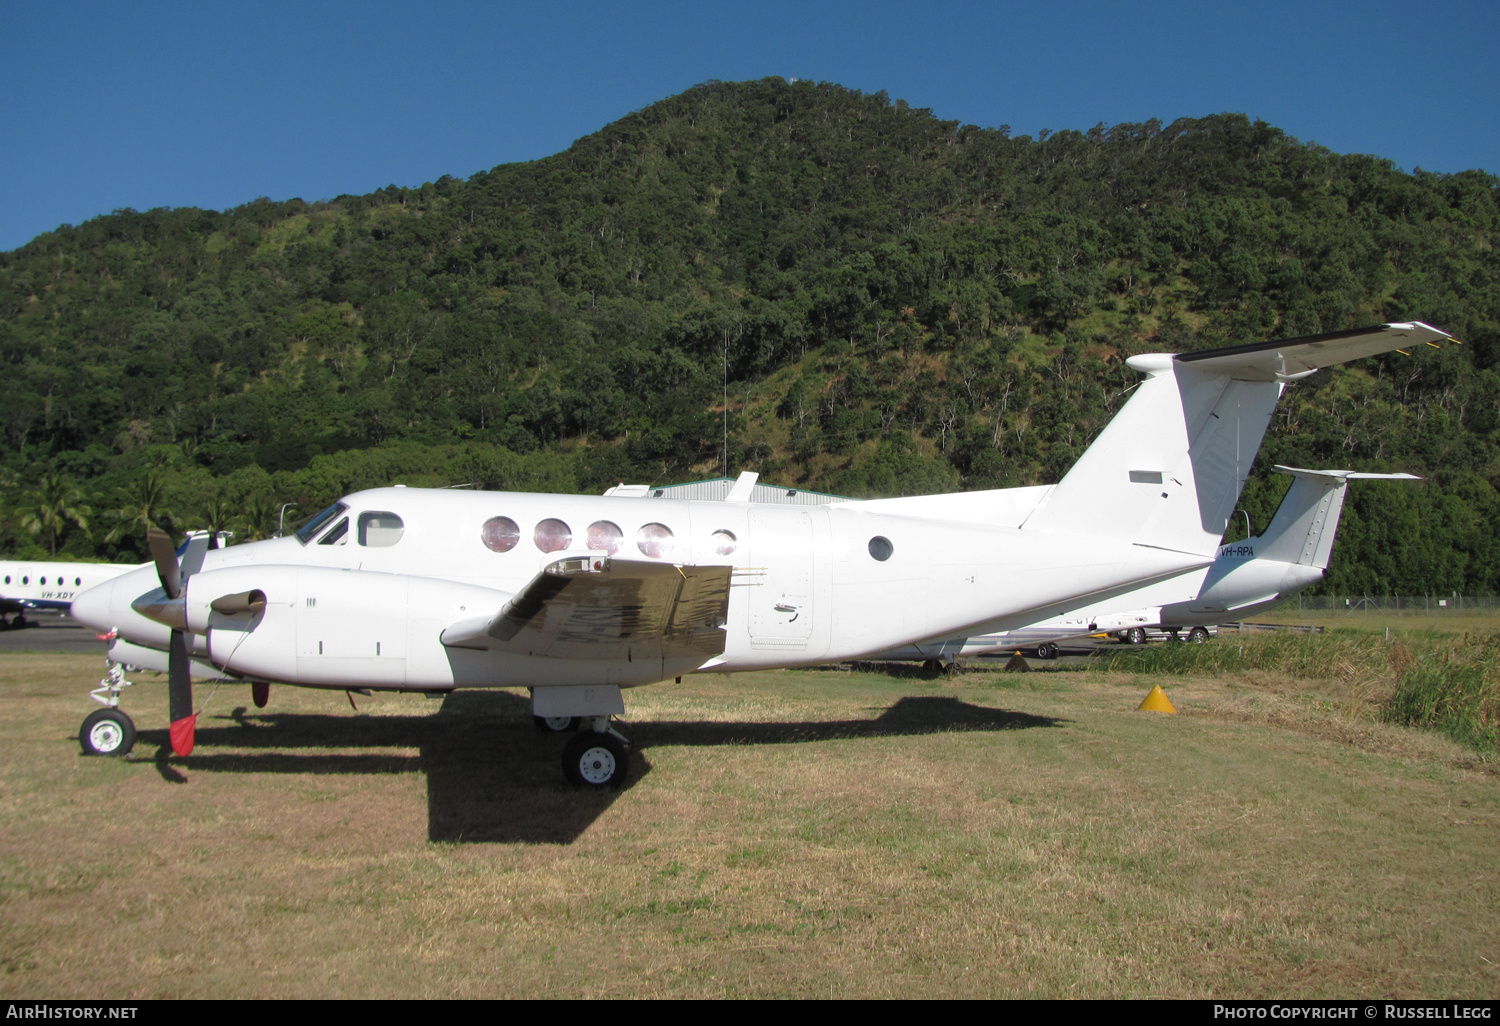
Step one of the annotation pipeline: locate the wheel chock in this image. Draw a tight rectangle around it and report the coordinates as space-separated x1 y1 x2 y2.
1004 650 1031 672
1137 684 1176 714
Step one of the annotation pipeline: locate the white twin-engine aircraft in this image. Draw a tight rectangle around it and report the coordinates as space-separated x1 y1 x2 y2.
69 322 1455 787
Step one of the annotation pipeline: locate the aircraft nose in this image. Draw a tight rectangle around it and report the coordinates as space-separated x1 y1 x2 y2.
69 576 117 632
70 566 172 648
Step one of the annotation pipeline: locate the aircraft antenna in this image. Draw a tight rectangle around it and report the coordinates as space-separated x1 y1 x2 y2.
722 327 729 479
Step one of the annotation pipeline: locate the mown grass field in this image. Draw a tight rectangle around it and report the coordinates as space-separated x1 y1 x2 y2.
1 648 1497 999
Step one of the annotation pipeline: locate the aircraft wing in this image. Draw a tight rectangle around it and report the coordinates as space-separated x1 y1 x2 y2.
1174 321 1455 380
440 556 732 661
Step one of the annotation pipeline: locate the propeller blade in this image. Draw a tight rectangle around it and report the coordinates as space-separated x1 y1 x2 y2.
167 629 195 757
178 533 209 579
147 528 182 599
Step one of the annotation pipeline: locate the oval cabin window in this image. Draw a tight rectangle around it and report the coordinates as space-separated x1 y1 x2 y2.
636 523 675 559
586 521 624 554
481 516 521 553
534 518 573 553
358 511 404 547
711 529 737 556
868 536 894 561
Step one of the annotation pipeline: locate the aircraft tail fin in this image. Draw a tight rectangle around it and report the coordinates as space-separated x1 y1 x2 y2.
1021 322 1452 557
1252 466 1420 569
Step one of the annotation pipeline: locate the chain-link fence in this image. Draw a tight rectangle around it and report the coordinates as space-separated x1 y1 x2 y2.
1273 594 1500 613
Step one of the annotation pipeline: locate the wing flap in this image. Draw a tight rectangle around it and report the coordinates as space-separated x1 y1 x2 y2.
440 557 732 661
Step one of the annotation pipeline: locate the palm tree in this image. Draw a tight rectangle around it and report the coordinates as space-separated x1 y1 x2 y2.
199 492 240 548
106 471 176 547
20 474 92 556
243 494 278 541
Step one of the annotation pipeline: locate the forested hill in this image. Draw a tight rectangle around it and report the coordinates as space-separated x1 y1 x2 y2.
2 77 1498 594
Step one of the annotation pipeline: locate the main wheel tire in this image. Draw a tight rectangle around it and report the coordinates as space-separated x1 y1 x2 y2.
80 708 135 757
533 715 581 733
1126 627 1147 646
1035 642 1059 660
1187 626 1210 644
563 731 628 789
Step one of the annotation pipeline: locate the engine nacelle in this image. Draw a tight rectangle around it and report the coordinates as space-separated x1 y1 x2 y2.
185 565 512 687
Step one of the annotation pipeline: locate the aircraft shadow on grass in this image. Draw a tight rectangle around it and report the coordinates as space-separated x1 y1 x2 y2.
133 691 1064 845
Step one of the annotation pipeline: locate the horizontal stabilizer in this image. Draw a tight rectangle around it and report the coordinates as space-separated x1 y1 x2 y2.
1175 322 1453 380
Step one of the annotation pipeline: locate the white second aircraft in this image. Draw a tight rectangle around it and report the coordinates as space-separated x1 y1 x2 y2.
869 464 1419 663
69 322 1455 786
0 560 139 628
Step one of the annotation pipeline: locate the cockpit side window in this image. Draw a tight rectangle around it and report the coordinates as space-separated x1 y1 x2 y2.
295 502 349 545
317 517 350 546
358 512 404 547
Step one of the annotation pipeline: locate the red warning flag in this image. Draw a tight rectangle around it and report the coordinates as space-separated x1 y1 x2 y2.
170 714 197 757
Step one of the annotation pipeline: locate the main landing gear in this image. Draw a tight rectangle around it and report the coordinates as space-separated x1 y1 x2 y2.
561 717 631 789
80 661 136 757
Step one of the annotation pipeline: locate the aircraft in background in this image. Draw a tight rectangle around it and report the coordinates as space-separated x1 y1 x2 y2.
0 560 139 629
871 465 1418 664
68 322 1457 787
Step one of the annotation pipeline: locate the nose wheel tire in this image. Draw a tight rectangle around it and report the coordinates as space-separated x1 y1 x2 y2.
534 715 581 733
1034 642 1059 660
562 731 628 789
80 708 136 757
1125 627 1147 645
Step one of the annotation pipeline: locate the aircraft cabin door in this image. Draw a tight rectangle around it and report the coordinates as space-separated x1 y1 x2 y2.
747 508 815 647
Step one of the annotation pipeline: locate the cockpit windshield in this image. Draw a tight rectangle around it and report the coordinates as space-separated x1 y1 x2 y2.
294 502 349 545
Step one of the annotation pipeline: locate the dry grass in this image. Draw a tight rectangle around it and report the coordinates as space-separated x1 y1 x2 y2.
1 653 1497 998
1248 609 1500 634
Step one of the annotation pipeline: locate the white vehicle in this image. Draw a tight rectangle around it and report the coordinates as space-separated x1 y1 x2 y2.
876 465 1417 661
69 322 1456 786
1112 624 1217 645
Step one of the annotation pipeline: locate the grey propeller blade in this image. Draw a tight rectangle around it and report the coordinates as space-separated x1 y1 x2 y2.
146 528 182 600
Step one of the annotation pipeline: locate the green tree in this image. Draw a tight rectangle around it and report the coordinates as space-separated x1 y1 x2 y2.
106 472 177 548
19 475 91 557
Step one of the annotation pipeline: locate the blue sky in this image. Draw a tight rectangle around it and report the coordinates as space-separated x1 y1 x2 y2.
3 0 1496 252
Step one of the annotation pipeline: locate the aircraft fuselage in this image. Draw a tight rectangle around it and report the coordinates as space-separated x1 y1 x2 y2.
75 486 1207 690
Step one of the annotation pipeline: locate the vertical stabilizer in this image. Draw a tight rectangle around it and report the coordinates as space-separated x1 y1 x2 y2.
1021 322 1453 557
1022 355 1281 556
1254 467 1420 569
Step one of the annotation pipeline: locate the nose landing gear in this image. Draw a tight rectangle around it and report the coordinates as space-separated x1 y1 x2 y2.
80 660 136 756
